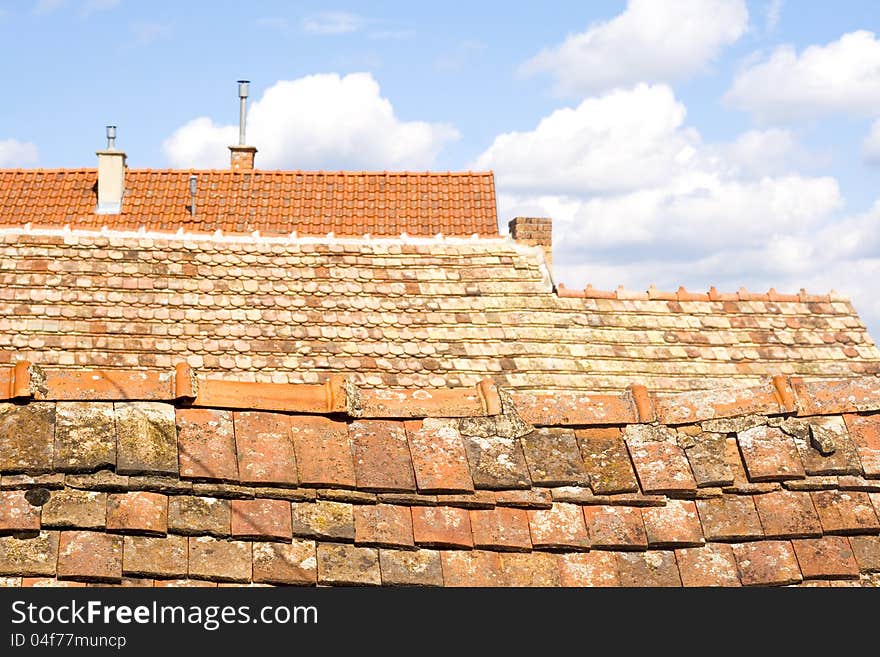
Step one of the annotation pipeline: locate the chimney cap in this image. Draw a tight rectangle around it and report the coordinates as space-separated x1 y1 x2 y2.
237 80 250 98
105 125 117 149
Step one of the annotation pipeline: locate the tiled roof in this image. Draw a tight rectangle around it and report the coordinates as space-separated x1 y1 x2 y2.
2 364 880 587
0 228 877 393
0 169 498 236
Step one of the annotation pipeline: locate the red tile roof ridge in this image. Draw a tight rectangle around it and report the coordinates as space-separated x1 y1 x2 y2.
0 223 508 244
4 360 879 425
556 282 849 303
0 167 494 177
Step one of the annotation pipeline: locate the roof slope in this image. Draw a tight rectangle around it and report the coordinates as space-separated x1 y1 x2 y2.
1 366 880 587
0 228 877 393
0 169 498 236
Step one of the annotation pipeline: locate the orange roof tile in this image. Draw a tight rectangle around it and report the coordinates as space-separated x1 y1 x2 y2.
2 368 880 586
0 169 498 237
0 228 877 393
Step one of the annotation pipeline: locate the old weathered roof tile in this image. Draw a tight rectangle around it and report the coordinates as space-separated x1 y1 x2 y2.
2 372 880 586
470 506 532 552
230 498 292 541
379 548 443 587
731 540 802 586
317 542 381 586
252 539 317 585
353 503 414 549
792 536 859 579
753 489 822 539
675 544 741 587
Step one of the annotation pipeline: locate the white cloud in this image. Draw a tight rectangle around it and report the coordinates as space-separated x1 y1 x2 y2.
0 139 39 167
862 118 880 166
764 0 783 32
472 84 880 327
714 128 804 177
302 11 364 35
521 0 748 96
726 30 880 122
163 73 459 170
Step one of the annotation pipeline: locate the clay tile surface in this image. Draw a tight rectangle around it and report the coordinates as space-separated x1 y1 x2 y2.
0 170 498 237
4 361 880 587
1 227 877 393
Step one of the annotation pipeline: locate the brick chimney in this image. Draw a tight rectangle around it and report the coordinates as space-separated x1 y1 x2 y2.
229 144 257 171
229 80 257 171
508 217 552 268
96 125 126 214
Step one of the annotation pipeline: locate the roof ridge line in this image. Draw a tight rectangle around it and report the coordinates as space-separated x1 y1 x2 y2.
0 224 507 244
0 168 495 176
556 282 849 303
3 361 878 425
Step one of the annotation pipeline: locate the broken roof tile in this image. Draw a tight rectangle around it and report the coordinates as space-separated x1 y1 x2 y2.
625 426 696 494
736 425 805 482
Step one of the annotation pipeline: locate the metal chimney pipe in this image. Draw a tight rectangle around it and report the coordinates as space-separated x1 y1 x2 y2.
106 125 117 150
237 80 249 146
189 174 197 217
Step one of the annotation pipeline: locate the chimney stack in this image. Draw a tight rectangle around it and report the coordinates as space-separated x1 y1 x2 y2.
96 125 126 214
509 217 553 268
229 80 257 170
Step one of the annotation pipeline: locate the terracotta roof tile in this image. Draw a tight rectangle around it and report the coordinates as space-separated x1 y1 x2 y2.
0 169 498 237
2 373 880 586
1 229 877 393
731 540 802 586
792 536 859 579
675 544 741 587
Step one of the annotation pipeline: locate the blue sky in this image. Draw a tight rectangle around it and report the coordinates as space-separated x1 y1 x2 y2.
3 0 880 337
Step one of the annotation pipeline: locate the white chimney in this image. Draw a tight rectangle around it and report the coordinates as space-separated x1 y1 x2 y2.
96 125 126 214
228 80 257 170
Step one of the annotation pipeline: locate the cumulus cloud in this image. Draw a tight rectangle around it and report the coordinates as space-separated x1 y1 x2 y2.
0 139 39 167
522 0 748 96
472 84 880 327
163 73 459 170
726 30 880 122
